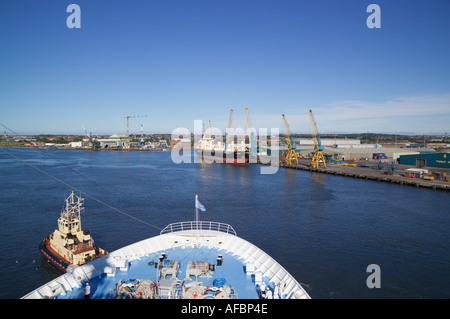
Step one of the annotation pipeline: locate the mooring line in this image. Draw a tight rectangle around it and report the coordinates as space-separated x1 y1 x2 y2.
0 147 162 231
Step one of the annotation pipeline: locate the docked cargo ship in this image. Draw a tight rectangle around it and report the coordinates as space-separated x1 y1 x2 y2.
24 195 310 299
39 190 107 273
194 136 249 164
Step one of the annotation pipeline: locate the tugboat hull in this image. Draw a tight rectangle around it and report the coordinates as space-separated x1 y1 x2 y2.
39 236 70 273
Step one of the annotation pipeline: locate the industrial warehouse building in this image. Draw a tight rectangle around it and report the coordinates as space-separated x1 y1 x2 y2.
399 153 450 169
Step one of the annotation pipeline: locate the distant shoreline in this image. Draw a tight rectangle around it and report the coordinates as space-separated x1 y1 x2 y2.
0 145 169 152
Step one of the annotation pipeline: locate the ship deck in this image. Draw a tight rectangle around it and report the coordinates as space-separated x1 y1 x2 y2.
56 245 261 299
24 222 310 299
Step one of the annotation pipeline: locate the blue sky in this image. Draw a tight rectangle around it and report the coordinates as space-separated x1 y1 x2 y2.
1 0 449 135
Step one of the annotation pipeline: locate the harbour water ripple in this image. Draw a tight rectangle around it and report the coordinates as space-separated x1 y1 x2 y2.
0 148 449 298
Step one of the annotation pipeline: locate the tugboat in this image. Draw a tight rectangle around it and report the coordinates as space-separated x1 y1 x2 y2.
39 190 108 273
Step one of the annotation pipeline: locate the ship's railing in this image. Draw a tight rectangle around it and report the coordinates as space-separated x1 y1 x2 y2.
160 221 237 236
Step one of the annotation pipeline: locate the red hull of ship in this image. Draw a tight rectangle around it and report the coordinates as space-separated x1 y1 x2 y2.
201 154 248 165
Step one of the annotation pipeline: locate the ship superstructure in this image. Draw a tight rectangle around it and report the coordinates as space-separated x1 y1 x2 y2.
194 110 249 164
194 137 248 164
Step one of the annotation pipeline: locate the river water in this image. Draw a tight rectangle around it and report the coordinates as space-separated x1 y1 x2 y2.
0 148 449 298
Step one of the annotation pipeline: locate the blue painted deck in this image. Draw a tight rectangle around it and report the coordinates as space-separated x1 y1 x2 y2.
56 245 270 299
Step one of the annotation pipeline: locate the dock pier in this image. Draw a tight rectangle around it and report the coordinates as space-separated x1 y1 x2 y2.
257 158 450 192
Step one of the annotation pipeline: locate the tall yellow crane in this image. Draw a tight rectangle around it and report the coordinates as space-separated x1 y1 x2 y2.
345 136 350 148
225 109 233 151
121 115 147 136
208 120 212 139
282 114 298 166
245 107 256 156
309 109 326 169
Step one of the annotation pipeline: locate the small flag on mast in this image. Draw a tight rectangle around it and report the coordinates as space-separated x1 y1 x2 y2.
195 196 206 212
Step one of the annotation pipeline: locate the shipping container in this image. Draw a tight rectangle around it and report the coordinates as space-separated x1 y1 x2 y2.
372 153 387 160
404 168 429 178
